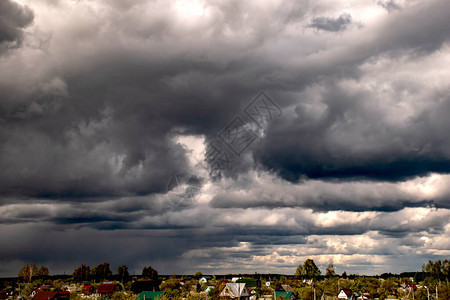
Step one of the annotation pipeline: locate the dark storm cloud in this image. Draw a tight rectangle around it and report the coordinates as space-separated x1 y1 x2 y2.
0 0 33 53
0 0 450 277
255 86 450 182
308 13 353 32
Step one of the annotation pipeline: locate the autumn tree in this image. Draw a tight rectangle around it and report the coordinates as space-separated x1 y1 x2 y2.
73 264 90 282
18 264 37 282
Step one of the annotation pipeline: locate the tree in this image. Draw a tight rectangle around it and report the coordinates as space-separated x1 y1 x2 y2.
35 266 50 277
18 264 37 282
117 265 129 283
325 264 336 277
73 264 90 282
303 259 321 280
194 271 203 279
92 262 113 282
295 264 304 279
443 259 450 282
142 265 158 281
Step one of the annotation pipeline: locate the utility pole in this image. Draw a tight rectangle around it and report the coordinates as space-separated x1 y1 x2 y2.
436 284 438 299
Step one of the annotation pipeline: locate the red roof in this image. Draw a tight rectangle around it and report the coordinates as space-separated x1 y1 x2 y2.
340 288 354 297
97 283 121 294
82 286 94 294
32 291 70 300
32 292 58 300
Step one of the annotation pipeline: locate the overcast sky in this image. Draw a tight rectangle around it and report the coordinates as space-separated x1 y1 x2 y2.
0 0 449 277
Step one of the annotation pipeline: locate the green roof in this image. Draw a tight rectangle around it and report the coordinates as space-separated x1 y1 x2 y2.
236 278 260 288
274 291 293 299
136 291 165 300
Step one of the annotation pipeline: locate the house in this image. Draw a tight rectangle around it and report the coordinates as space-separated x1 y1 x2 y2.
273 291 295 300
280 285 294 293
338 288 356 300
131 280 159 294
96 282 122 295
32 291 70 300
31 286 51 297
81 285 95 294
136 291 165 300
199 276 213 285
220 283 250 299
236 279 261 289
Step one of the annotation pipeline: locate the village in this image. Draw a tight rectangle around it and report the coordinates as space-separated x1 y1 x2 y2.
0 259 448 300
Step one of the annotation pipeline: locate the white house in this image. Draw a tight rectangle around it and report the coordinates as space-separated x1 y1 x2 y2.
338 288 356 300
220 283 250 299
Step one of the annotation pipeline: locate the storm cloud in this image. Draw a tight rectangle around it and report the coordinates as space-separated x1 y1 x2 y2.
0 0 449 276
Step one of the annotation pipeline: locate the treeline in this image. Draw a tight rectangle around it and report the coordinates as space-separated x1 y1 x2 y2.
3 259 449 300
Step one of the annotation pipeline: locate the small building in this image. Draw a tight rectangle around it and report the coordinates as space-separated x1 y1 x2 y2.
136 291 165 300
280 285 294 293
236 279 261 289
131 280 159 294
96 283 122 295
32 291 70 300
338 288 356 300
81 285 95 294
220 283 250 299
273 291 295 300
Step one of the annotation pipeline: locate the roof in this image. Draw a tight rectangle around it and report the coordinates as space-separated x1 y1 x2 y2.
281 284 294 292
274 291 294 299
236 278 261 288
97 283 121 294
221 283 250 297
32 291 69 300
339 288 354 297
136 291 165 300
32 292 58 300
81 286 94 293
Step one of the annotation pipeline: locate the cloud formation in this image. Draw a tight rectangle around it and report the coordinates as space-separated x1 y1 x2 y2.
308 13 354 32
0 0 449 277
0 0 34 53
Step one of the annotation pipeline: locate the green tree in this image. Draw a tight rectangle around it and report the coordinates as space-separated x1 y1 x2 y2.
325 264 336 277
72 264 90 282
303 259 321 280
35 266 50 277
160 278 181 299
423 260 443 279
194 271 203 279
380 277 398 299
18 264 37 282
443 259 450 282
92 262 113 282
117 265 129 283
295 264 304 279
142 265 158 281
